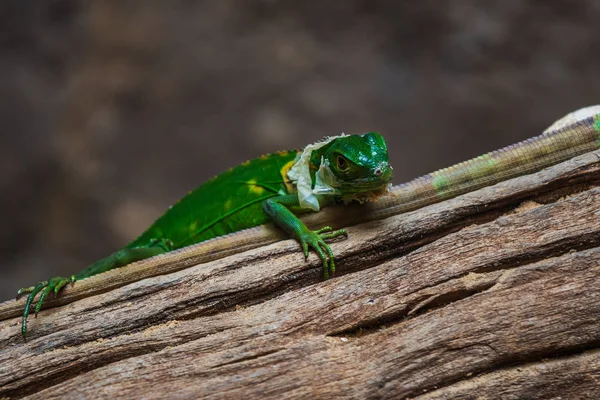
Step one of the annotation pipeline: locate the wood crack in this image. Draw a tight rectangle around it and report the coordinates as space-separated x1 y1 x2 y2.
210 348 284 369
414 343 600 399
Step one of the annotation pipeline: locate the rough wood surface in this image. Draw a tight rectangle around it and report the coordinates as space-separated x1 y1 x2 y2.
1 151 600 399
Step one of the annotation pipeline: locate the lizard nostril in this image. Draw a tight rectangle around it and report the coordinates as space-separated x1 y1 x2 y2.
375 168 382 176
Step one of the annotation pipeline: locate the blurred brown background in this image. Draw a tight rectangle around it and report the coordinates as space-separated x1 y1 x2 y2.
1 1 599 300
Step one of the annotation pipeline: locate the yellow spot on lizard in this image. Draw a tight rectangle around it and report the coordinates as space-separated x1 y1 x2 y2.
246 179 264 195
280 159 296 194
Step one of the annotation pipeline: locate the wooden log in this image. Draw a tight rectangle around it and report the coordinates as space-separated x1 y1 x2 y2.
1 150 599 399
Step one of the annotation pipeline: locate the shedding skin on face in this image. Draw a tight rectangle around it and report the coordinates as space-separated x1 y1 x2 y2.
287 132 393 210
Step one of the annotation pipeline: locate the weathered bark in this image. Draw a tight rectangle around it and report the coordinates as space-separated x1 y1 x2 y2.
1 151 600 399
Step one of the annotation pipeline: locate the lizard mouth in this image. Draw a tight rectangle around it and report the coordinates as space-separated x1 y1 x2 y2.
341 163 393 194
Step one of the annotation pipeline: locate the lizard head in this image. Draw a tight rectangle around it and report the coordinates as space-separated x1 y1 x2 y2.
310 132 393 200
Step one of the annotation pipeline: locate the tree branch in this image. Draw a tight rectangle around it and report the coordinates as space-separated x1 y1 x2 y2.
1 151 600 399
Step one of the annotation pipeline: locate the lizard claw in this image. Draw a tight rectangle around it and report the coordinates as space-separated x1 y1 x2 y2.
17 276 75 340
299 227 347 279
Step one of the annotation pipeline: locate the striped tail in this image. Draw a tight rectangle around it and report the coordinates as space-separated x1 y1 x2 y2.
386 111 600 215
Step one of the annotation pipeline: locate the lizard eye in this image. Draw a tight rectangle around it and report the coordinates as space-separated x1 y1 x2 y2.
336 155 349 171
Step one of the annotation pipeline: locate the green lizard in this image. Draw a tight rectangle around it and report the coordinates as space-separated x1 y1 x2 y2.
16 132 393 339
15 106 600 340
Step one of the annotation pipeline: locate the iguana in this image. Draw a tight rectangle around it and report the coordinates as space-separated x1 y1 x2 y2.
16 105 600 340
16 132 393 339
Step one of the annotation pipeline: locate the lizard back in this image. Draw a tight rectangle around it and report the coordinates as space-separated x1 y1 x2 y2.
127 150 299 250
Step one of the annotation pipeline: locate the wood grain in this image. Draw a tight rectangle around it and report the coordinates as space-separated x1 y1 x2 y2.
1 150 599 399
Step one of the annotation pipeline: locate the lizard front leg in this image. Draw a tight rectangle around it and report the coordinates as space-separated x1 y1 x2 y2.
262 194 346 279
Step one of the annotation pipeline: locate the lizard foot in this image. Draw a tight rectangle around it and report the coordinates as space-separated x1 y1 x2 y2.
16 275 75 340
299 226 347 279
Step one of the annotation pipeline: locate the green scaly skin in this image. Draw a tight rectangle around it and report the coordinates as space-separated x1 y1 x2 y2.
16 132 393 339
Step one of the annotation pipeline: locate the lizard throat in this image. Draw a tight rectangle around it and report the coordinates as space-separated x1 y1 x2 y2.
287 134 346 211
